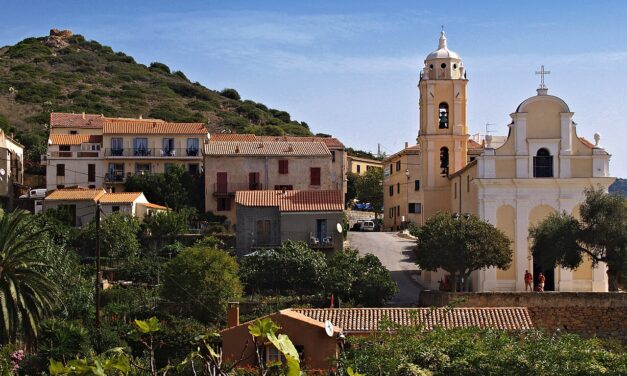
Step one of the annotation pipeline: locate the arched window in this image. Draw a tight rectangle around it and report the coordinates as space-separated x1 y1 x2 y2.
439 147 449 176
438 103 449 129
533 148 553 177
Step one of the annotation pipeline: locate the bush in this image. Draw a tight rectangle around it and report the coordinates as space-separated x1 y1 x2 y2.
220 88 241 100
149 61 171 74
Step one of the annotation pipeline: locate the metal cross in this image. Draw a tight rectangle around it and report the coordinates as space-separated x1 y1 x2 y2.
535 65 551 89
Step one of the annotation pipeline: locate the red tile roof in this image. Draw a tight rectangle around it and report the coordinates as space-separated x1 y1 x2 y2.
98 192 143 204
579 137 595 149
103 122 208 135
45 188 106 201
50 113 106 128
467 139 483 149
204 141 330 156
235 190 343 212
209 134 345 148
49 134 103 145
292 307 533 332
139 202 168 210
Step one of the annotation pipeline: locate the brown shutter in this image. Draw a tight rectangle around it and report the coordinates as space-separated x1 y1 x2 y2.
310 167 321 186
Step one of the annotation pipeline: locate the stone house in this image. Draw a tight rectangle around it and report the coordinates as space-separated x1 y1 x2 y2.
234 190 344 255
204 134 346 229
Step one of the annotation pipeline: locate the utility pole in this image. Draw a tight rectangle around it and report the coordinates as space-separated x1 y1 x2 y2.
95 201 101 327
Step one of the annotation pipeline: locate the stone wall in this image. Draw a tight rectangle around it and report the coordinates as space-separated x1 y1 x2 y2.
419 291 627 339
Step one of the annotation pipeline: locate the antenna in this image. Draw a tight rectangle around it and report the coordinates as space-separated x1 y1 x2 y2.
324 320 334 337
485 122 495 136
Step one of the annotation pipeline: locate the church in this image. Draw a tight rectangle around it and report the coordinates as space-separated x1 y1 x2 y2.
382 31 614 292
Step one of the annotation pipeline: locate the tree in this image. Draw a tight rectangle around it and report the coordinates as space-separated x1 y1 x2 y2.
78 212 141 259
220 88 240 100
239 241 327 295
413 212 512 292
530 188 627 291
161 246 242 323
325 249 398 306
346 172 358 204
0 210 58 348
355 168 384 215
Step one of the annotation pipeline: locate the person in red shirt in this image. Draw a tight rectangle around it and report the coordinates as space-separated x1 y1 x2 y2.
524 270 533 291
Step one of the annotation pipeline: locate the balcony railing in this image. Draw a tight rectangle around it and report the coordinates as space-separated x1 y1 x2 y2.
104 148 201 157
213 182 263 195
48 151 101 158
105 171 127 182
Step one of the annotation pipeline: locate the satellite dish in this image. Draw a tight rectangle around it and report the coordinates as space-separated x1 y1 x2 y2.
336 223 343 234
324 320 334 337
0 168 5 176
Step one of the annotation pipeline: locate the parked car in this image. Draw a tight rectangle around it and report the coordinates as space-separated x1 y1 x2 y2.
351 220 365 231
19 188 47 199
360 220 375 232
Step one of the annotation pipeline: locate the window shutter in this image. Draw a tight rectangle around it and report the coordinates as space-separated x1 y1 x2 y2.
310 167 321 185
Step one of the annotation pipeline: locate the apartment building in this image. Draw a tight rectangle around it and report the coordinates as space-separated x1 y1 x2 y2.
347 155 382 175
204 134 346 228
44 113 208 192
0 129 24 208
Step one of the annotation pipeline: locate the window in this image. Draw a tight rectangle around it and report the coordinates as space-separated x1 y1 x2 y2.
112 206 120 212
256 219 272 246
188 163 199 174
69 130 77 135
389 186 394 196
310 167 321 186
439 147 449 176
397 183 400 194
397 205 400 216
187 138 199 156
414 180 420 191
216 172 228 193
274 185 293 190
389 207 393 218
249 172 261 190
162 138 175 156
356 165 361 174
59 145 71 152
389 164 393 175
533 148 553 178
217 197 231 211
135 163 151 174
454 182 457 199
108 163 125 182
467 175 470 192
396 161 401 171
440 63 447 68
278 160 289 174
88 164 95 182
438 103 449 129
331 150 336 162
408 203 422 214
265 345 283 364
133 138 148 156
56 164 65 177
111 138 123 156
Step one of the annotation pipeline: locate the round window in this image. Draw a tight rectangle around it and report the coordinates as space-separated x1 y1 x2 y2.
429 64 433 69
441 63 446 68
453 64 457 69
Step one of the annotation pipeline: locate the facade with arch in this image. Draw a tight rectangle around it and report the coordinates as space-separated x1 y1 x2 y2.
389 31 615 292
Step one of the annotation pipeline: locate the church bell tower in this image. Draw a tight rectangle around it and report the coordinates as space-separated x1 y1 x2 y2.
418 31 469 217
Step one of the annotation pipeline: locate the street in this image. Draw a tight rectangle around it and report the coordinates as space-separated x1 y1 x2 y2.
348 231 423 307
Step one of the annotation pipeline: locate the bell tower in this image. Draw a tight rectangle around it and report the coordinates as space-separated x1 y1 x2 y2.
418 31 469 217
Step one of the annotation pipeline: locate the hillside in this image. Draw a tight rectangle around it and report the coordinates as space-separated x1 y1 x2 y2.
609 178 626 196
0 29 314 170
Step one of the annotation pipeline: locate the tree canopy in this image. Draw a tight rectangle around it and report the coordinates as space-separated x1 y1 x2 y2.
412 212 512 292
530 187 627 291
354 168 384 214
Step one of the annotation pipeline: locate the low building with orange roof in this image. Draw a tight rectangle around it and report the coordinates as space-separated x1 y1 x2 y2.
43 188 167 226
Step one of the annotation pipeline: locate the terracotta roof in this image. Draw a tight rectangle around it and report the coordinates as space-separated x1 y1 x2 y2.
383 144 421 162
98 192 143 204
292 308 533 332
139 202 168 210
209 134 345 148
204 141 331 157
235 190 343 212
45 188 106 201
50 113 106 128
103 122 207 135
347 155 383 164
448 159 478 179
49 134 103 145
467 139 483 149
579 137 595 149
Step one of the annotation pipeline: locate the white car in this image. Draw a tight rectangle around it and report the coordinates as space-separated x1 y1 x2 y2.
360 220 375 232
19 188 47 199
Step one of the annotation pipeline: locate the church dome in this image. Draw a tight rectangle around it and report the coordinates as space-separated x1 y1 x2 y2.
425 31 461 61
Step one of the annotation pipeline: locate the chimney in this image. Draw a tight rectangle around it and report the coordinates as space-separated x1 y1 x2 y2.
139 115 143 120
82 112 85 119
227 302 240 327
405 142 409 149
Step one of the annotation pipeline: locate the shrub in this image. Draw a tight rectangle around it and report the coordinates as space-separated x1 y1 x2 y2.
220 88 241 100
149 61 171 74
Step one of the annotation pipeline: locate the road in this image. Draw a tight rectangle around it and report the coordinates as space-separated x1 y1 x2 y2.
348 231 423 307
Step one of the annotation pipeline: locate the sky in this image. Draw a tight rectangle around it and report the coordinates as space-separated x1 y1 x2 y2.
1 0 626 176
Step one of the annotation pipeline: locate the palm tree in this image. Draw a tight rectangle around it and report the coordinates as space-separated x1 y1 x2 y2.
0 209 58 348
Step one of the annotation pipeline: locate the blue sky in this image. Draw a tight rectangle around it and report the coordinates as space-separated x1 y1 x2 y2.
2 0 626 177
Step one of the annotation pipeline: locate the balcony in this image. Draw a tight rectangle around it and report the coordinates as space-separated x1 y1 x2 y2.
46 151 102 158
105 171 127 183
104 148 201 158
212 182 263 196
308 232 336 249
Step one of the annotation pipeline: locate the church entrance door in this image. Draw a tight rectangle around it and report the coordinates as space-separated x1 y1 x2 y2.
532 261 555 291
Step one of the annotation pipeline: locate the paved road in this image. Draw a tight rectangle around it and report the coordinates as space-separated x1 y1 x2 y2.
348 231 423 307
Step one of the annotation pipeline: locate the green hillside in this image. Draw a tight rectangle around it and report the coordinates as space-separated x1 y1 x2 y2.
0 30 313 171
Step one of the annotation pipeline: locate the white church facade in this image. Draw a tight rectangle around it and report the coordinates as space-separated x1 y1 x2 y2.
385 31 614 292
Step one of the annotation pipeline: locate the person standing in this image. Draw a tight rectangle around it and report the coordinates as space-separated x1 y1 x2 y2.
538 272 546 292
524 270 533 291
